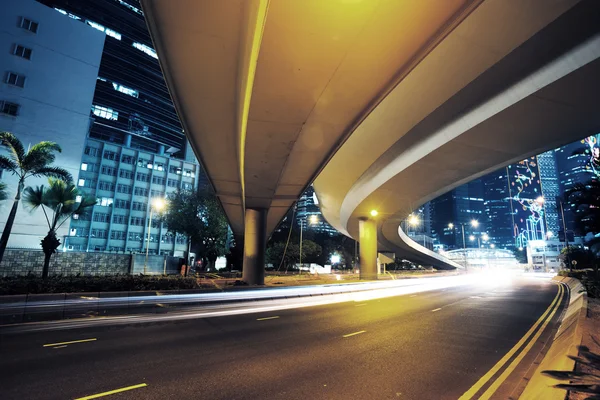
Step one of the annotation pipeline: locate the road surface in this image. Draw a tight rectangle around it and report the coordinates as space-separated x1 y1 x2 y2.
0 275 563 399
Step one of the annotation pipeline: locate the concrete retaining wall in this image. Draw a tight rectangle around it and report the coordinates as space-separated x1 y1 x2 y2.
0 250 182 277
520 276 588 399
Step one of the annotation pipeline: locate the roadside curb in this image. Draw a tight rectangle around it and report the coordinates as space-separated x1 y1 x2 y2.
520 276 588 399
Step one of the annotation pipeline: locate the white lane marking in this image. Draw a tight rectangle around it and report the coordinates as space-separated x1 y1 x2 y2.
343 330 366 338
431 308 442 312
53 345 67 349
256 316 280 321
409 295 418 297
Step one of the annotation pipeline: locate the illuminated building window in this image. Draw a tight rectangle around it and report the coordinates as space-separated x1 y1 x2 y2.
85 20 121 40
92 105 118 120
54 8 81 21
115 0 144 15
132 42 158 59
112 82 138 98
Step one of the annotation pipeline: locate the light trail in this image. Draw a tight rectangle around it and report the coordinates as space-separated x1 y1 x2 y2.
0 271 535 333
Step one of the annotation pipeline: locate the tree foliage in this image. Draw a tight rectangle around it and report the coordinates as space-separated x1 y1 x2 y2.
22 179 96 278
0 132 72 264
0 182 7 202
162 189 229 270
266 240 321 270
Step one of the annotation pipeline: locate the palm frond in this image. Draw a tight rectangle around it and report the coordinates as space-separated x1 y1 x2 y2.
22 185 47 211
0 182 7 201
28 166 72 183
26 141 62 155
0 154 19 174
0 132 25 163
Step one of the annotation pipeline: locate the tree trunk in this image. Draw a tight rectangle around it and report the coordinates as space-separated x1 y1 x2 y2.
41 230 61 279
42 252 52 279
0 180 23 264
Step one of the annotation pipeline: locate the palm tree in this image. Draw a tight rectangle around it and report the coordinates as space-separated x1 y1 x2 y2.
0 132 72 264
0 182 7 202
23 179 96 278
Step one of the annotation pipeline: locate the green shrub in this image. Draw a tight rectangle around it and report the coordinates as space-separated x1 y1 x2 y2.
0 275 200 295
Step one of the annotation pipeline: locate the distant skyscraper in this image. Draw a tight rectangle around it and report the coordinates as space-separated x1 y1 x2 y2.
507 157 546 247
482 170 513 249
555 134 600 240
429 179 485 249
537 150 560 236
296 186 338 235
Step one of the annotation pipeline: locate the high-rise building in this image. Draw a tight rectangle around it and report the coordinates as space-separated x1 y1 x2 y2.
37 0 189 157
65 136 200 255
429 179 485 249
0 0 104 248
538 150 561 236
555 134 600 240
27 0 208 256
482 169 513 249
296 185 338 236
507 157 547 248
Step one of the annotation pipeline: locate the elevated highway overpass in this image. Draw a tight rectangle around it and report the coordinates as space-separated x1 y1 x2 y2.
141 0 600 283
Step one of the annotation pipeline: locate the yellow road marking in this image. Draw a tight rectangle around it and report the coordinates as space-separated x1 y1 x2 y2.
458 284 563 399
256 316 280 321
477 284 564 399
343 330 366 338
355 303 367 307
74 383 147 400
43 338 97 347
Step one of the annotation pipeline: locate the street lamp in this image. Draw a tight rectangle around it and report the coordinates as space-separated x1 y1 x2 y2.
144 197 166 274
299 214 319 271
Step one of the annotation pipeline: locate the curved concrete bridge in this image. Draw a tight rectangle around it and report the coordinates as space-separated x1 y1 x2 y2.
141 0 600 283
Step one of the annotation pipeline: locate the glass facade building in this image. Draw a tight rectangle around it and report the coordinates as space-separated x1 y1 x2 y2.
38 0 189 156
30 0 208 256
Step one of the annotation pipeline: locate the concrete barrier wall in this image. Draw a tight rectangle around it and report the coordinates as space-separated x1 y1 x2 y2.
0 250 132 277
0 250 184 277
520 276 588 399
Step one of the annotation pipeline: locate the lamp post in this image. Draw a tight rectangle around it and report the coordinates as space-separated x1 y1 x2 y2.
299 214 319 271
449 219 479 272
144 197 165 274
408 214 425 246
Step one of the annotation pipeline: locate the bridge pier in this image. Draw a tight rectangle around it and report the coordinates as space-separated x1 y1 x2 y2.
359 218 378 280
242 208 267 285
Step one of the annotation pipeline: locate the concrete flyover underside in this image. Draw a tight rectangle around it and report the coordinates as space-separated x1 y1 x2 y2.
314 0 600 270
142 0 600 279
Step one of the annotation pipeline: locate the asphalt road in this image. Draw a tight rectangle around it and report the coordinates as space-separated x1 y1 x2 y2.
0 276 563 400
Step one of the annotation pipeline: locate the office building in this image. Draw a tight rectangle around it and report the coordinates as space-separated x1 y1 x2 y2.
429 179 485 249
296 185 338 235
0 0 104 248
65 137 200 255
30 0 207 256
555 134 600 241
537 150 561 236
482 169 513 249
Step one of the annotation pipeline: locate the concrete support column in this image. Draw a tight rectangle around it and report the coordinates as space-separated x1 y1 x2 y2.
124 133 132 147
359 218 378 280
242 208 267 285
